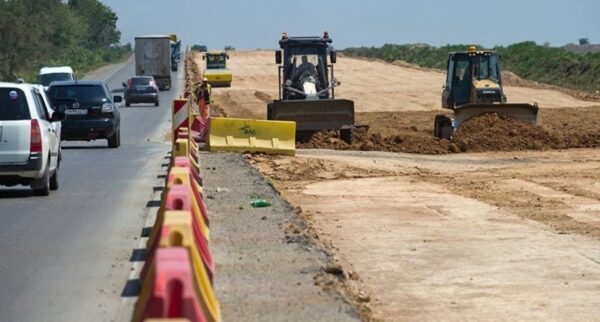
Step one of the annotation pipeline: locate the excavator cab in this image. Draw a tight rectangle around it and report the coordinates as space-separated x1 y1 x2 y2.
268 32 355 143
435 46 539 139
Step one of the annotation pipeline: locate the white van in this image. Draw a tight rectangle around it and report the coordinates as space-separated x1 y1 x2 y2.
0 82 65 195
38 66 76 89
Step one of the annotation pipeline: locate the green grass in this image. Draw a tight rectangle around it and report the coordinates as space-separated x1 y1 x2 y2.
343 42 600 93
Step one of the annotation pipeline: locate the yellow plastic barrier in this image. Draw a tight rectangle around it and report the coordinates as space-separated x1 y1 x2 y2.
160 211 222 322
146 168 209 251
168 167 209 241
208 117 296 156
174 139 189 158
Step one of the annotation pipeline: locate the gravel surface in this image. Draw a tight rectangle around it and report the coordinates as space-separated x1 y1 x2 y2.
199 152 360 322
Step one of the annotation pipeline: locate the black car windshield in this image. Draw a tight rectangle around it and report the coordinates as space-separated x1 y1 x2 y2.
0 88 31 120
38 73 73 86
49 85 108 104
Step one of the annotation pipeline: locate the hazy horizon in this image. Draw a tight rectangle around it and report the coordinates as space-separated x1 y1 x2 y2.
99 0 600 50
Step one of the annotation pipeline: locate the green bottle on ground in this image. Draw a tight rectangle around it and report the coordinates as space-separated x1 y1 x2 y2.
251 199 272 208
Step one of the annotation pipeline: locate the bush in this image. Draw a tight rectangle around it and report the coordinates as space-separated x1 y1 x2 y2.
0 0 130 82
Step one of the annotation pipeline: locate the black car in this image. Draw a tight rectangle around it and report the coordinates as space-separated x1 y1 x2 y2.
48 80 122 148
122 76 159 107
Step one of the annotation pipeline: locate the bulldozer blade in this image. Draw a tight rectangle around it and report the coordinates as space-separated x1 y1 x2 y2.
207 117 296 156
268 99 354 132
453 103 539 128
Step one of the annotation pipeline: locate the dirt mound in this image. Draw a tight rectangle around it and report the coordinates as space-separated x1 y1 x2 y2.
297 108 600 154
297 128 449 154
452 114 555 152
246 154 390 182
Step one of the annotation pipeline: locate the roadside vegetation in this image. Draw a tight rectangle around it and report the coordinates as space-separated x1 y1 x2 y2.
0 0 131 82
344 42 600 93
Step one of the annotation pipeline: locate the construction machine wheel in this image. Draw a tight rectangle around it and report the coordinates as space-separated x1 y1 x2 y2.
434 114 453 139
340 128 353 144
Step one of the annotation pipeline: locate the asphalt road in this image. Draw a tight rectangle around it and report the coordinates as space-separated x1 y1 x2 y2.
0 57 179 321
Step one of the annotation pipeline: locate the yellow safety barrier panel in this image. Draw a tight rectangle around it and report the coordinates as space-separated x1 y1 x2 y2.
208 117 296 156
174 139 189 158
160 211 222 322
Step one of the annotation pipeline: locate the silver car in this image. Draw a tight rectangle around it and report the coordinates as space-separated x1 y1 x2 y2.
0 82 66 195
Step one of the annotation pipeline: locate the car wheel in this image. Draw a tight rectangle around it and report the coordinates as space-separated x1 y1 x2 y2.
126 100 131 107
108 129 120 148
154 99 159 107
32 160 50 196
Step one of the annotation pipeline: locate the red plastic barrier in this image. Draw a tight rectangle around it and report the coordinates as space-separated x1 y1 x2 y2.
170 161 210 228
173 156 203 187
191 116 208 143
143 185 214 282
161 215 215 282
142 185 192 281
132 248 207 322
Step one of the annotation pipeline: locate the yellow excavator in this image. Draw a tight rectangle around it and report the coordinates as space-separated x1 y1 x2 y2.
202 51 232 87
434 46 539 139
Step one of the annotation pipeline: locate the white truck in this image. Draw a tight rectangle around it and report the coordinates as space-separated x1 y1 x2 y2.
0 82 65 195
135 35 172 91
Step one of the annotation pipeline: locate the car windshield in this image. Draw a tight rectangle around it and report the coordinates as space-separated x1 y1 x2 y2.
206 54 226 69
48 85 108 104
38 73 73 86
0 88 30 120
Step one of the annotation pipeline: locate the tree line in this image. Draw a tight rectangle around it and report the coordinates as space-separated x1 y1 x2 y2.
0 0 130 82
344 42 600 93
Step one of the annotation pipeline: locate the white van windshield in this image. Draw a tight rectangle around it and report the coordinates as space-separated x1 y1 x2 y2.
38 73 73 86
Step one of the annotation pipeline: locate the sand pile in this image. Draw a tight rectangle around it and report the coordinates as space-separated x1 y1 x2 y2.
451 114 554 152
297 110 600 154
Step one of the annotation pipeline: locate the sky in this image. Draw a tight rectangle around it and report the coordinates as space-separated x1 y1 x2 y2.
99 0 600 50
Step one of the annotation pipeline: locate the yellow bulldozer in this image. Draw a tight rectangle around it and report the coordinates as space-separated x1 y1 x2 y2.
202 51 232 87
434 46 539 139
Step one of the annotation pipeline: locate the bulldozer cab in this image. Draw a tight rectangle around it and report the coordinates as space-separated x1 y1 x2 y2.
282 46 329 99
268 33 355 142
443 48 504 108
275 34 337 100
435 46 539 139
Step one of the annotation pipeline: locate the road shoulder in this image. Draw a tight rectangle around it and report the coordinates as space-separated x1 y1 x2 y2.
200 152 361 322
